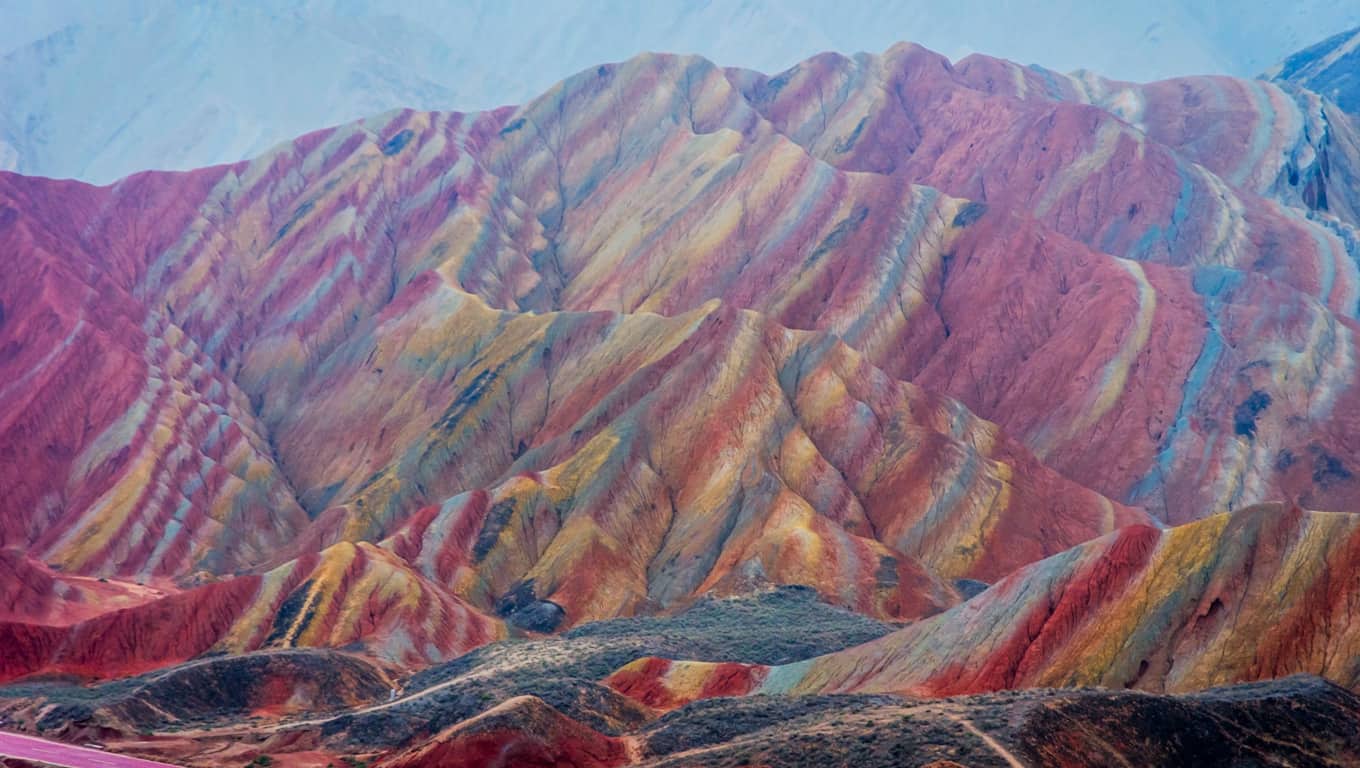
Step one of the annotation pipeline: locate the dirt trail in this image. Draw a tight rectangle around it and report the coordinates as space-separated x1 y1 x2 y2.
939 711 1027 768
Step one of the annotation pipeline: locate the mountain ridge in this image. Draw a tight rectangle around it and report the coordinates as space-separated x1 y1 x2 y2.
5 32 1360 766
3 0 1360 183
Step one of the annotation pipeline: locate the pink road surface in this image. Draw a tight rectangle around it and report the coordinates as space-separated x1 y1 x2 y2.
0 731 180 767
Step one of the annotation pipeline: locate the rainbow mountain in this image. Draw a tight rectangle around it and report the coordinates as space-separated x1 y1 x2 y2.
3 36 1360 768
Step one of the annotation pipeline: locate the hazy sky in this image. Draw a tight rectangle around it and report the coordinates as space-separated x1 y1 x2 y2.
6 0 1359 83
2 0 1358 182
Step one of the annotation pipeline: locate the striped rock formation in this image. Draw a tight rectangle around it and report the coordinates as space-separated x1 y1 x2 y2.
607 504 1360 708
0 549 169 627
3 39 1360 682
955 54 1360 225
299 296 1142 625
0 186 311 579
0 541 503 681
